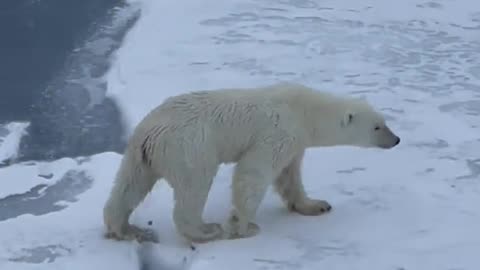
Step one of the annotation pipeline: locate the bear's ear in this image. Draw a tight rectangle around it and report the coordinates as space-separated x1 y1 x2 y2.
341 111 354 127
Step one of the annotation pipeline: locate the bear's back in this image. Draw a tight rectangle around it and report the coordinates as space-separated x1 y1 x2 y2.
136 88 295 163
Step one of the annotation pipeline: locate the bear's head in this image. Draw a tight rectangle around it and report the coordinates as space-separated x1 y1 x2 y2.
339 103 400 149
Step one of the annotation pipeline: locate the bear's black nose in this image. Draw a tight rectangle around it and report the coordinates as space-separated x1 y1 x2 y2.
394 136 400 145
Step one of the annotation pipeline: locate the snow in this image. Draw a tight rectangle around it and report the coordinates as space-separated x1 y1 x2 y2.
0 122 29 165
2 0 480 269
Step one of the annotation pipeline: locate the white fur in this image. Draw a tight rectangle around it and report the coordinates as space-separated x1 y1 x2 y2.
103 82 400 243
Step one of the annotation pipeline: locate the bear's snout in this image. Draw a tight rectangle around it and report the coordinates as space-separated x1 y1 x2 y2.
377 126 401 149
383 135 400 149
394 136 400 146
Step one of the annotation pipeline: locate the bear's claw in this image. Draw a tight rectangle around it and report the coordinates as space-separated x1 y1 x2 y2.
226 222 260 240
289 199 332 216
105 225 159 243
182 223 224 243
224 213 261 240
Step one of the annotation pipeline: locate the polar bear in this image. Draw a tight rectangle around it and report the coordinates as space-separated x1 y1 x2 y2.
103 82 400 243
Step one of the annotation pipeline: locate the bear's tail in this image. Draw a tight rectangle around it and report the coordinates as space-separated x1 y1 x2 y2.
103 149 157 237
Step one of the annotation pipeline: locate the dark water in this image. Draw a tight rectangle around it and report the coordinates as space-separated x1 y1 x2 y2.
0 170 93 221
0 0 139 162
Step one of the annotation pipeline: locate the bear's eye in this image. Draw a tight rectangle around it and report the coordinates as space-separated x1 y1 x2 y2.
374 126 380 131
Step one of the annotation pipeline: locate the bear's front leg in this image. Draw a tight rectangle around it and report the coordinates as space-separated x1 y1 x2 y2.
274 150 332 216
171 168 224 244
225 147 285 240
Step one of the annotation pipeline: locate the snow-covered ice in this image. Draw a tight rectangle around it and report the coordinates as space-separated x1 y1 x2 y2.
2 0 480 269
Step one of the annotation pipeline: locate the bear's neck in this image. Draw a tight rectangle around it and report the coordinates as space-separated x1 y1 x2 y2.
287 91 349 148
302 107 346 148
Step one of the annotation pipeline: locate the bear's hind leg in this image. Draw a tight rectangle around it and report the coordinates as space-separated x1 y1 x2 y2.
103 152 159 242
274 151 332 216
170 167 223 243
